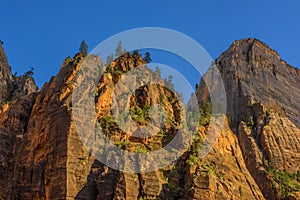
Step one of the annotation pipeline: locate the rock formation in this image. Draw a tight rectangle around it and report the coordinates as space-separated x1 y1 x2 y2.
0 43 12 101
198 38 300 199
0 38 299 199
0 43 38 103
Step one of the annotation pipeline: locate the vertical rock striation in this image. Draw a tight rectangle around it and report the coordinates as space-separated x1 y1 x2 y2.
0 38 299 199
198 38 300 199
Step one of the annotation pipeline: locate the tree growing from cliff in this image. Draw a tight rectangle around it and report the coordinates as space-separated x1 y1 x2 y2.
155 66 161 77
79 40 88 55
106 54 114 66
132 50 140 58
144 52 152 63
164 75 175 91
115 41 123 58
24 67 34 77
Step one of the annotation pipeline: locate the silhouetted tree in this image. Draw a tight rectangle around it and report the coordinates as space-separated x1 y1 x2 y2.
165 75 175 90
24 67 34 77
0 40 3 45
144 52 152 63
168 75 173 84
132 50 140 58
106 54 114 66
79 40 88 55
195 83 199 90
115 41 123 58
155 66 161 77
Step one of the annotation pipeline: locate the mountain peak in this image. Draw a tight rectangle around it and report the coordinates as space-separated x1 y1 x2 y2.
214 37 300 127
231 38 279 57
217 38 281 69
0 44 38 103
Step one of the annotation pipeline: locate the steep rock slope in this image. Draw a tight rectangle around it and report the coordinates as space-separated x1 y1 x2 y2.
0 43 12 101
0 54 84 199
198 38 300 199
0 39 299 199
0 93 37 199
214 38 300 128
0 50 265 200
0 43 38 103
184 116 264 200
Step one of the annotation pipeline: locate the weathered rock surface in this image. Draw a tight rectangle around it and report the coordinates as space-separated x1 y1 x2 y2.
9 75 38 99
0 43 12 101
0 39 299 200
214 38 300 129
198 38 300 199
184 117 265 200
0 43 38 103
0 93 37 199
237 103 300 199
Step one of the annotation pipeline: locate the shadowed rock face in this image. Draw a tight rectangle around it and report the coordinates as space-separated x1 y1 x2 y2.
214 38 300 129
0 44 38 103
0 39 299 199
198 38 300 199
0 44 12 101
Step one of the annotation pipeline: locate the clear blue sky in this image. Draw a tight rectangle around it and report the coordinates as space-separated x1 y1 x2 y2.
1 0 299 92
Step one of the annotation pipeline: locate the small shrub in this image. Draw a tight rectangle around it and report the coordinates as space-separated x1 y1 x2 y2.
115 140 130 149
129 105 149 124
247 116 254 128
266 165 300 198
247 100 252 107
133 144 148 153
199 102 211 126
94 88 99 97
203 163 217 176
0 101 8 107
227 115 232 126
186 154 199 166
111 69 123 76
239 185 243 197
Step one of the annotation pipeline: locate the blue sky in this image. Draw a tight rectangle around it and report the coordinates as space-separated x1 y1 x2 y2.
1 0 299 96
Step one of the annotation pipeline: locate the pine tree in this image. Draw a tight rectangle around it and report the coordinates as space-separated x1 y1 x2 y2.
133 50 140 58
106 54 114 66
115 41 123 58
165 75 175 90
155 66 161 77
24 67 34 77
144 52 152 63
79 40 88 55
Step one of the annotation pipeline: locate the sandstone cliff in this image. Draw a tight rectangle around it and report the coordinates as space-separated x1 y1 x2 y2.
0 38 299 200
0 43 38 103
214 38 300 129
0 43 12 101
198 38 300 199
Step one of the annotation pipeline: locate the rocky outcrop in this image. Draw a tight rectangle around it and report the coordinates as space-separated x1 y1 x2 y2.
198 38 300 199
184 116 265 200
214 38 300 129
0 93 37 199
237 103 300 199
0 44 38 199
0 44 12 102
0 53 90 199
1 54 84 199
0 43 38 103
9 75 38 99
0 39 299 199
